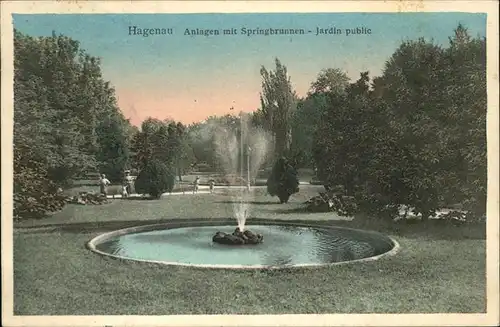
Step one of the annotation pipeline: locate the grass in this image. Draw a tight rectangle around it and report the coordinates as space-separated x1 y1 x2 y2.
13 185 486 315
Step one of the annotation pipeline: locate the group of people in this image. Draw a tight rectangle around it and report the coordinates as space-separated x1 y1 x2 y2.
99 171 134 197
99 172 215 197
192 176 216 194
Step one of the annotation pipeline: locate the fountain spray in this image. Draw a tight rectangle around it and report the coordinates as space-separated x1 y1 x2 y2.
211 112 271 231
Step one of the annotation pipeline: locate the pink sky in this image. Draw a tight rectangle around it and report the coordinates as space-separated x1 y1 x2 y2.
110 59 380 127
115 74 312 126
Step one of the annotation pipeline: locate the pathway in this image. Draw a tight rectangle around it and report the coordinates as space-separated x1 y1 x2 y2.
107 182 316 199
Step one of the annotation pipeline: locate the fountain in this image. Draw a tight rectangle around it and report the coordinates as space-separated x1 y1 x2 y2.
211 113 270 245
86 113 400 268
87 219 400 268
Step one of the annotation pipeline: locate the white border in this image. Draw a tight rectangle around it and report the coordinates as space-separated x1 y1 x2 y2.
2 1 499 327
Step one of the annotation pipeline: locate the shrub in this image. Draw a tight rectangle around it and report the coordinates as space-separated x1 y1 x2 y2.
14 151 67 220
305 191 358 215
267 157 299 203
134 160 175 198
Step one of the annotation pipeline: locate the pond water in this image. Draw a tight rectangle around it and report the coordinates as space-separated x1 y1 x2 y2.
94 224 395 267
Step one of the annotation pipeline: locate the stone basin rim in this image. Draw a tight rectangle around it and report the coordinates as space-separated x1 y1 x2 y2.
86 219 400 270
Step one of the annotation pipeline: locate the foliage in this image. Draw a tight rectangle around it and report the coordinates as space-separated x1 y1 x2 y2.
13 144 67 219
258 58 298 158
14 29 132 219
132 118 186 169
96 114 131 182
308 68 351 95
313 24 487 221
304 191 357 215
291 69 350 168
131 118 186 194
184 115 240 171
184 113 271 174
267 157 300 203
134 160 175 198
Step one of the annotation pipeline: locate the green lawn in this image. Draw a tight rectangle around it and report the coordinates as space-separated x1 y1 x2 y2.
13 185 486 315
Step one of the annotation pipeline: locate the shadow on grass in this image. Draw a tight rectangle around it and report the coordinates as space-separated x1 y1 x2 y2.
272 207 320 214
14 215 486 241
120 196 158 201
14 218 206 234
268 206 486 240
215 200 280 205
329 217 485 241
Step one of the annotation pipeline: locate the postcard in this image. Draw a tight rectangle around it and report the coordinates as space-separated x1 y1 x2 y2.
1 1 499 327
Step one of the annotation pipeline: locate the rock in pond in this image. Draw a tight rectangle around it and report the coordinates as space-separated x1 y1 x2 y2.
212 227 263 245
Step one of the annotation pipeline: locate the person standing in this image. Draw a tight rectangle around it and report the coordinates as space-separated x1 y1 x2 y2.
209 179 215 194
124 170 133 195
121 183 129 198
193 176 200 194
99 174 111 196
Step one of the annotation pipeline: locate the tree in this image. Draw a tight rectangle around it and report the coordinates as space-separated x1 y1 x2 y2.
185 122 217 169
267 157 299 203
166 121 189 181
13 29 132 218
441 24 487 218
308 68 350 95
132 118 188 188
95 113 131 182
131 118 165 170
134 160 175 198
259 58 297 158
291 69 349 168
313 24 487 221
313 71 374 195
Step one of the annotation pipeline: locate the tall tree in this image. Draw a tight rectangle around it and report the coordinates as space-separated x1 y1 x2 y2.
95 113 131 182
313 71 374 195
291 68 350 168
259 58 297 158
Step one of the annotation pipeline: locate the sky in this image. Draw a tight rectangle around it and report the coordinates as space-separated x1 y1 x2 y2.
13 13 486 126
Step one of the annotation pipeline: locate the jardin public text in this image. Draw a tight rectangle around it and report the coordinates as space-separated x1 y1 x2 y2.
128 26 372 37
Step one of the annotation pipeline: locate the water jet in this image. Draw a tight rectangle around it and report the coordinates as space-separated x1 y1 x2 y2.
211 113 271 240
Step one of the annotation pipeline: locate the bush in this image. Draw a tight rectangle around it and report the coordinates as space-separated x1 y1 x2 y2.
305 191 357 215
14 152 67 220
267 157 300 203
134 160 175 198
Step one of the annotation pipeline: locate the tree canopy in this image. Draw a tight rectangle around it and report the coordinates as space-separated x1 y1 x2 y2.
313 24 487 220
14 30 133 218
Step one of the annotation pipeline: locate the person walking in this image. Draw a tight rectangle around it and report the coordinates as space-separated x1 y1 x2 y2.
209 179 215 194
99 174 111 196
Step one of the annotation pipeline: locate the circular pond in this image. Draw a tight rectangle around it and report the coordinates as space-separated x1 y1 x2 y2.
88 221 399 269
